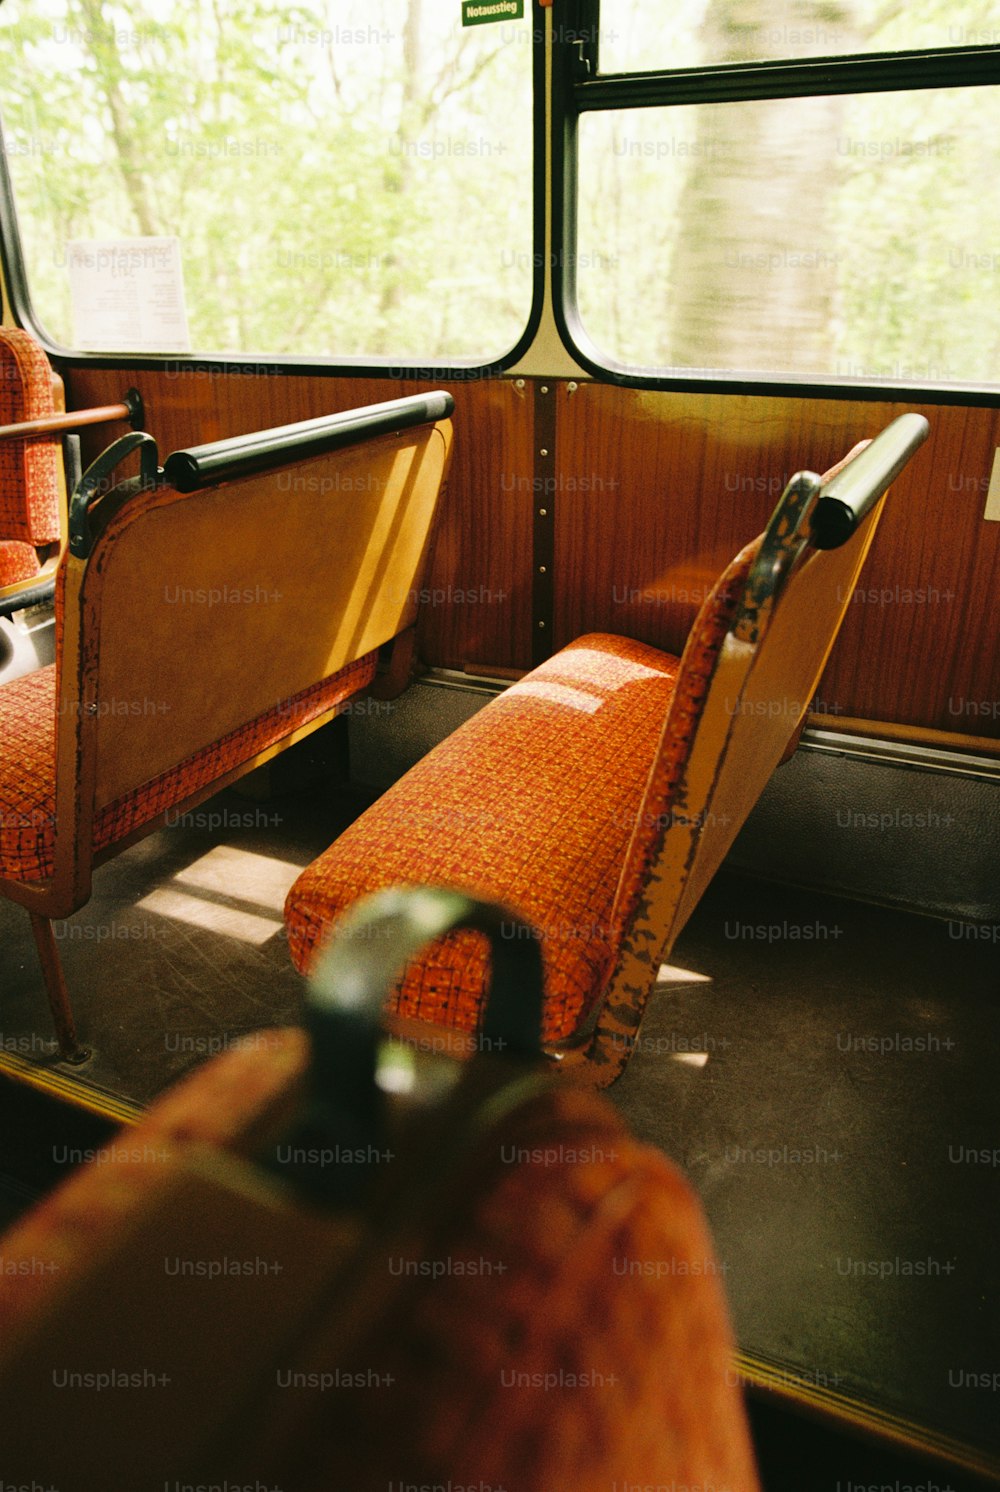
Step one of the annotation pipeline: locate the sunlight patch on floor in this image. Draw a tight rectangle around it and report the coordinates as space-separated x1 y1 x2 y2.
135 885 281 946
652 963 714 1066
136 845 301 946
657 961 712 985
172 844 302 904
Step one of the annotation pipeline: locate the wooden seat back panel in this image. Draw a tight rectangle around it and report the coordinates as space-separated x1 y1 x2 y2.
597 499 888 1060
671 501 884 939
74 423 450 808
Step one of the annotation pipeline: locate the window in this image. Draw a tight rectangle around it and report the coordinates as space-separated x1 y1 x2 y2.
595 0 997 73
0 0 536 364
561 0 1000 387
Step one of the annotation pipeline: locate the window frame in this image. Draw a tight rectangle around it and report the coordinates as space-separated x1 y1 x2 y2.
0 3 547 382
551 0 1000 404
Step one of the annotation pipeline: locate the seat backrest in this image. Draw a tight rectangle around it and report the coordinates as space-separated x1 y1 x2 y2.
0 887 760 1491
52 396 453 890
596 414 929 1063
0 326 63 546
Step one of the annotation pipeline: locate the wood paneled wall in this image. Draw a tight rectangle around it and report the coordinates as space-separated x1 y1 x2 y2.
555 385 1000 737
64 364 1000 739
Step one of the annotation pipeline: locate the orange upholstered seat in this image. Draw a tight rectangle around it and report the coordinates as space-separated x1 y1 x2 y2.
0 539 42 587
0 396 454 1062
286 539 758 1046
0 327 63 612
0 654 376 885
288 632 681 1041
285 416 931 1082
0 1034 760 1491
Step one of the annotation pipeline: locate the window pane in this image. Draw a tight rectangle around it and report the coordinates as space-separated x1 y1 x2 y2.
0 0 533 361
598 0 1000 73
575 88 1000 384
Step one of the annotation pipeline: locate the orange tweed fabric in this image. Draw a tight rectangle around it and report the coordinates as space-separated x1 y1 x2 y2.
286 633 682 1043
0 1029 311 1334
0 652 376 884
281 1080 760 1492
0 328 61 546
0 540 41 587
0 1033 760 1492
285 545 761 1045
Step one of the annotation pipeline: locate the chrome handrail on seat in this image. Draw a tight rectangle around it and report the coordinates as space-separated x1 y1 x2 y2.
810 412 930 549
162 391 456 492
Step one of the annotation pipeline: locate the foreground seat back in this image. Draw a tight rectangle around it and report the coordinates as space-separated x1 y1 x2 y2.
0 326 64 602
0 887 760 1490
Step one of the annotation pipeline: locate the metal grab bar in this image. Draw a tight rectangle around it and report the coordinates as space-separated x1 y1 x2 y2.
266 885 545 1206
162 391 455 493
68 431 160 560
0 388 144 442
810 412 930 550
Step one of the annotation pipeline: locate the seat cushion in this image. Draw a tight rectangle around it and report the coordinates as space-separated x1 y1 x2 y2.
0 652 377 884
284 633 682 1044
0 540 41 588
0 667 57 882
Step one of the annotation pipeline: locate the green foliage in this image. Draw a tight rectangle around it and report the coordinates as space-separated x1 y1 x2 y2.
2 0 998 383
580 0 1000 384
833 82 1000 383
0 0 534 360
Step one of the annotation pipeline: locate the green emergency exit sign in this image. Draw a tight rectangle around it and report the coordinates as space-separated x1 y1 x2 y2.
462 0 524 25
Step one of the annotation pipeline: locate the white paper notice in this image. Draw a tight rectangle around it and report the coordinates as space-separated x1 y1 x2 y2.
66 237 192 352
